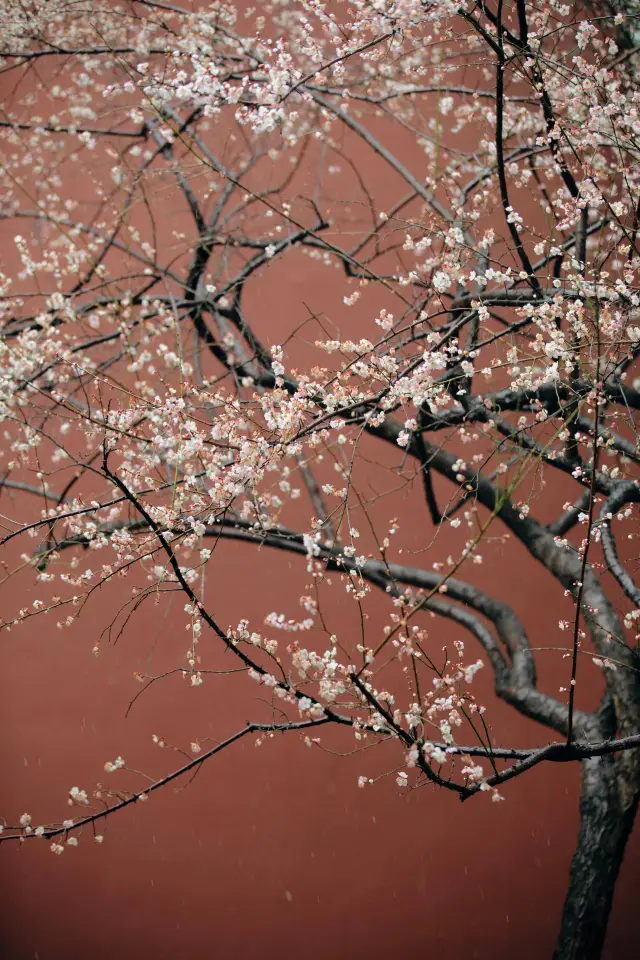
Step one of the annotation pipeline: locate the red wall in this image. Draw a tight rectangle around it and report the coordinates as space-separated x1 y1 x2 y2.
0 24 637 958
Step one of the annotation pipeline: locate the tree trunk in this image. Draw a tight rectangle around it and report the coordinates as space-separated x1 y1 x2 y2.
553 755 639 960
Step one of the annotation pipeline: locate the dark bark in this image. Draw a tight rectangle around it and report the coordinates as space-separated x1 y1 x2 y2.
553 754 639 960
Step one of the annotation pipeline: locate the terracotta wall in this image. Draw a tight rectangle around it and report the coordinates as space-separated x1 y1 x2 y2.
0 20 637 959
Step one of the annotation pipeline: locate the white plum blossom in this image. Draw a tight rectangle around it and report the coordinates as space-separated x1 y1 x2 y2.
0 7 637 943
